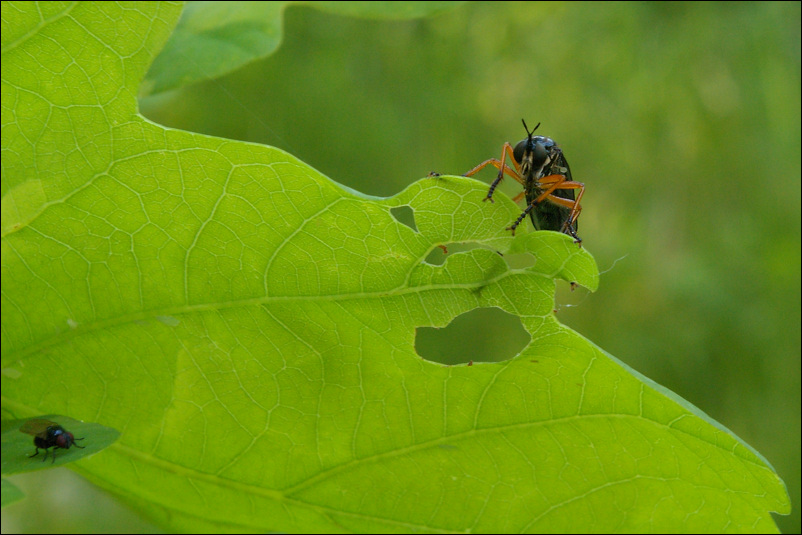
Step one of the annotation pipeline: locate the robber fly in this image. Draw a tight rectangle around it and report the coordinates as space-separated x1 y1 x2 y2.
465 120 584 243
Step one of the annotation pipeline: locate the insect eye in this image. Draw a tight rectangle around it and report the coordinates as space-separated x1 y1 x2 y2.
513 140 528 162
532 142 549 161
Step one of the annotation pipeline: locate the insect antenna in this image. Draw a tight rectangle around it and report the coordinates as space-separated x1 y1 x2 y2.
521 119 541 139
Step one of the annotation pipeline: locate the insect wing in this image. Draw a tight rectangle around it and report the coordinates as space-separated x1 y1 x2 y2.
551 152 574 197
19 419 57 438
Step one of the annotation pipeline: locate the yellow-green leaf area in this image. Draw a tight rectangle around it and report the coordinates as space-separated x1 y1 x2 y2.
1 2 789 533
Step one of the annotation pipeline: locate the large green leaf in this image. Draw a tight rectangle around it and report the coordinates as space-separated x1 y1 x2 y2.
1 2 789 532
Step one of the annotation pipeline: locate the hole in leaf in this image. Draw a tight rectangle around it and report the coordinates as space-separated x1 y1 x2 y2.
424 242 492 265
424 243 535 269
390 205 418 232
415 307 531 365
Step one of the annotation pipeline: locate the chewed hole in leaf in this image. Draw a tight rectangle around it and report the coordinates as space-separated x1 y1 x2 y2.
389 205 418 232
415 307 531 365
424 242 492 266
424 242 535 269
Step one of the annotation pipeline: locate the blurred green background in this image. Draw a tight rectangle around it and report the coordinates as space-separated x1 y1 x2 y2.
4 2 799 532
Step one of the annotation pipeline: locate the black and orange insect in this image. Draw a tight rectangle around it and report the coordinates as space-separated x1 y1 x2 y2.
465 120 584 243
20 419 85 463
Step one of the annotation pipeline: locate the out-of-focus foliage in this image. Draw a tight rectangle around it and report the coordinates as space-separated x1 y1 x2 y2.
143 1 462 95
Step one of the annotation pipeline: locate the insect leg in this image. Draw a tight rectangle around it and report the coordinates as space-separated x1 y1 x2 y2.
507 177 585 240
535 175 584 230
540 193 583 236
464 142 522 203
528 175 585 243
505 209 531 236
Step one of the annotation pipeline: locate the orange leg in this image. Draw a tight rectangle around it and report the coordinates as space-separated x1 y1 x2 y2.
507 175 585 243
464 142 523 203
533 174 584 231
540 193 583 243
